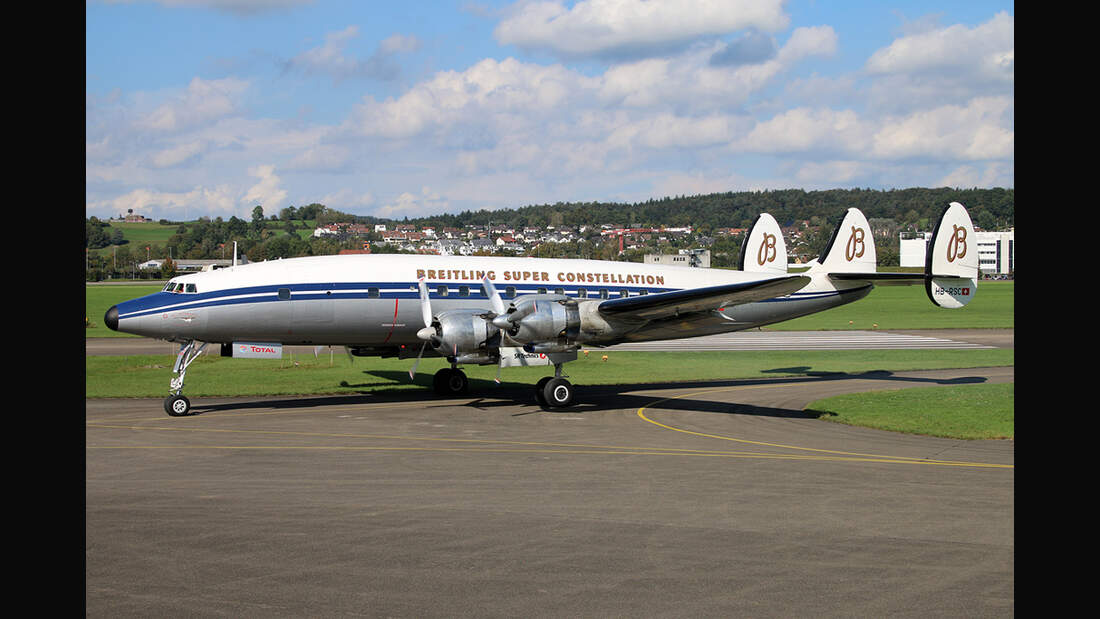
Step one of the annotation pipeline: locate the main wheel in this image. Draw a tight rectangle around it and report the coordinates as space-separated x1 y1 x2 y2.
534 376 552 407
541 378 574 408
433 368 468 396
164 394 191 417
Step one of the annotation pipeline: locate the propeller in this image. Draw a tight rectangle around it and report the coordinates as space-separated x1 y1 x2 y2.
409 277 436 380
482 275 505 316
482 276 505 384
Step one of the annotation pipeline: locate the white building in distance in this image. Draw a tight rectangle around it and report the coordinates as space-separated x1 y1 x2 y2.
900 230 1014 275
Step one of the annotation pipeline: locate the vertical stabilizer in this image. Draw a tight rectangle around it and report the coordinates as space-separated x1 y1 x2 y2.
739 213 788 274
807 208 876 274
925 202 979 308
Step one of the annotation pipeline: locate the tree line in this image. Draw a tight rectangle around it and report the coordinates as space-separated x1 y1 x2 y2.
85 187 1012 280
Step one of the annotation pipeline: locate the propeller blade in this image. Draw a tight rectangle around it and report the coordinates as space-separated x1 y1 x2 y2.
418 277 432 328
482 275 505 315
344 346 354 365
494 362 502 384
408 341 427 380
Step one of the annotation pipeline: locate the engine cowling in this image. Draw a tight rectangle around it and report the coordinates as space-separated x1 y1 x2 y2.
427 309 500 363
492 295 580 348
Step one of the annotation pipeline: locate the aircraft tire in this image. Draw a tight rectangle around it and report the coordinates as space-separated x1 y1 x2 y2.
164 395 191 417
434 368 468 396
541 378 574 408
534 376 552 407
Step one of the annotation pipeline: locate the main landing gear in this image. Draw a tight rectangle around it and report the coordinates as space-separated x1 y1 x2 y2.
164 340 206 416
432 366 469 396
534 363 574 409
431 361 575 409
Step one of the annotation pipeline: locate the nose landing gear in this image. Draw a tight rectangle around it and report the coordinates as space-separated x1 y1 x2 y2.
164 340 206 416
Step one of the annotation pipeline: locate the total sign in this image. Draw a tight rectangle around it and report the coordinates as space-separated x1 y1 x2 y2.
233 342 284 359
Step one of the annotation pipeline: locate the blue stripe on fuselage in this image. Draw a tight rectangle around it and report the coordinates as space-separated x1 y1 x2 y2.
116 281 854 320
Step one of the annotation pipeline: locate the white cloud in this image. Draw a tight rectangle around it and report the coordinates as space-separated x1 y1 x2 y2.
348 58 596 139
138 77 249 133
375 187 450 219
863 12 1013 111
150 140 207 168
145 1 315 15
736 107 870 156
284 26 420 82
242 164 288 210
88 185 239 219
598 26 835 110
871 96 1013 161
494 0 789 59
866 11 1013 81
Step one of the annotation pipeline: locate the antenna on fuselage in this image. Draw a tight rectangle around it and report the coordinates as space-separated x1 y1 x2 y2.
233 241 238 267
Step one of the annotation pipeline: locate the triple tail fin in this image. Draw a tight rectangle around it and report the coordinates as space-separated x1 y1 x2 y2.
924 202 978 308
807 202 979 309
739 213 787 275
806 208 877 274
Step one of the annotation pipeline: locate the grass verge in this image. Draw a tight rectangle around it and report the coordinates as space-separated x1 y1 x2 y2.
806 382 1013 440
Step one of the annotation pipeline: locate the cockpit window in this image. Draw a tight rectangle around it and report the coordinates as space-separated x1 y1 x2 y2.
185 284 197 293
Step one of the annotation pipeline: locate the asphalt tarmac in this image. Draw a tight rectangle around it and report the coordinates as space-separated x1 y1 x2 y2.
87 366 1014 617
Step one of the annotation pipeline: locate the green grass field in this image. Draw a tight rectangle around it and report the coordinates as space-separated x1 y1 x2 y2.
807 382 1014 440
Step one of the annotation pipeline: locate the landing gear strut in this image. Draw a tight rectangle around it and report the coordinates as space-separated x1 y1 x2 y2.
535 362 574 409
164 340 206 416
433 365 469 396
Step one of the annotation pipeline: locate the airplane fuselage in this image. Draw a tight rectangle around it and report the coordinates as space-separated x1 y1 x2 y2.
108 254 868 347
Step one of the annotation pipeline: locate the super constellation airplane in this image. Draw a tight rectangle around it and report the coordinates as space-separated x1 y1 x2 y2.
105 202 979 416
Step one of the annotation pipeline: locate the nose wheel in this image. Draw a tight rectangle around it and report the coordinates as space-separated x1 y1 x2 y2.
164 394 191 417
163 340 206 416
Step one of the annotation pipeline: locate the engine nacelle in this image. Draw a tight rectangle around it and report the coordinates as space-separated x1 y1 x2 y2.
495 295 580 347
430 309 500 359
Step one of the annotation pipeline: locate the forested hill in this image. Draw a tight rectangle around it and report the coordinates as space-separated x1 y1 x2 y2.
411 187 1013 232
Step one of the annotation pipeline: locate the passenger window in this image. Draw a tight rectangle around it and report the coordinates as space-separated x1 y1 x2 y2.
368 287 380 298
599 289 609 299
554 287 564 295
458 286 469 297
577 288 587 298
505 286 515 298
278 288 291 300
537 287 547 294
619 289 628 298
437 285 448 296
639 289 648 295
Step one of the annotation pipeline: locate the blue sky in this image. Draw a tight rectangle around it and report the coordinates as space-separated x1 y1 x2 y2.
86 1 1013 222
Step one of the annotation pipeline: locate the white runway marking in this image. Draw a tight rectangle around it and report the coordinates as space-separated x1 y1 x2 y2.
602 330 994 351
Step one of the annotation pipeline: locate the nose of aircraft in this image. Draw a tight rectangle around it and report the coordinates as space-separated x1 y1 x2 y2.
104 305 119 331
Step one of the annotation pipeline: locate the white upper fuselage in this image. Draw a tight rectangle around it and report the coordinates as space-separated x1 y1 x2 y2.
110 253 866 346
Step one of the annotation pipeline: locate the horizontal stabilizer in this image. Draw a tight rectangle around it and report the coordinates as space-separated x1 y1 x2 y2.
739 213 787 274
598 275 810 321
828 272 924 286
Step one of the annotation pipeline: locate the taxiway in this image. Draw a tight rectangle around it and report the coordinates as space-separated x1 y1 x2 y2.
87 366 1014 617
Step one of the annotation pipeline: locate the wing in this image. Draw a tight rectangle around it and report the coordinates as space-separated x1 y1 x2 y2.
596 275 810 321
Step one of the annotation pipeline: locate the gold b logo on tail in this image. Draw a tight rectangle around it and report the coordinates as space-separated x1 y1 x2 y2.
946 225 967 262
757 233 777 265
845 226 865 261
